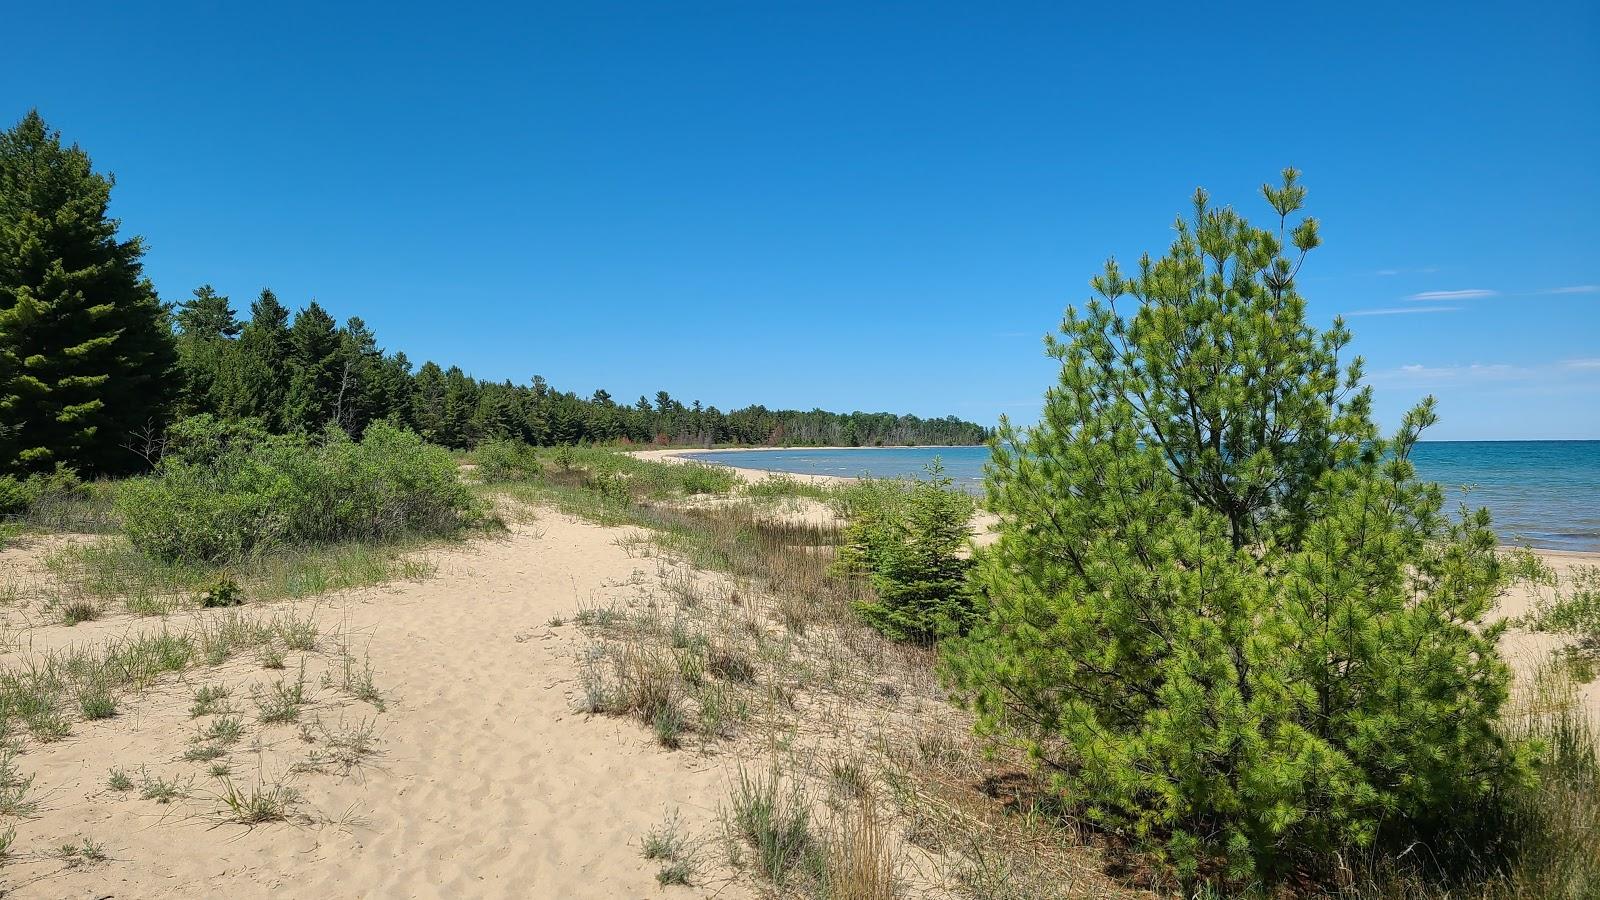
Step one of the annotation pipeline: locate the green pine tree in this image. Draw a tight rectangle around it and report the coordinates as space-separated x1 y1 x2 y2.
944 170 1528 885
0 110 177 474
173 284 240 417
282 301 341 433
220 288 292 428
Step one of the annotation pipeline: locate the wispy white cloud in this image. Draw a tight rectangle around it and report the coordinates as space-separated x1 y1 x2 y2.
1564 358 1600 370
1389 363 1531 381
1345 306 1462 317
1541 285 1599 295
1407 289 1497 301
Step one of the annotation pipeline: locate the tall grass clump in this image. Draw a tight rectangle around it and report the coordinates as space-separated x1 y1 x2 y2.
945 172 1532 889
115 416 484 563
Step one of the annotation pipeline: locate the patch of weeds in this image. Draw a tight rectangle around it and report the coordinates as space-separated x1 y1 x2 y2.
258 643 287 670
575 603 623 631
199 715 245 746
642 810 699 887
296 716 380 776
547 615 566 627
273 609 319 652
254 667 309 725
829 754 872 802
183 743 227 762
60 599 99 626
190 684 233 718
55 837 109 867
125 592 177 617
139 770 188 804
107 768 134 792
653 699 687 750
214 774 300 824
708 644 756 684
208 762 232 778
325 652 385 711
0 752 38 816
77 683 117 720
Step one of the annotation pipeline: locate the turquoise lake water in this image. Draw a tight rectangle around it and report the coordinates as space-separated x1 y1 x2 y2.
685 442 1600 552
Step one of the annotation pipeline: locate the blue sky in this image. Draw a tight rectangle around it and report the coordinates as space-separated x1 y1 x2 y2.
4 1 1596 439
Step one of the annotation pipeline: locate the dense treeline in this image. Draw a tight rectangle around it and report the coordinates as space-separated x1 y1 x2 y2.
170 284 988 453
0 110 987 478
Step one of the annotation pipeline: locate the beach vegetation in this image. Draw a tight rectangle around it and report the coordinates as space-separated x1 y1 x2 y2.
834 465 977 643
944 171 1530 888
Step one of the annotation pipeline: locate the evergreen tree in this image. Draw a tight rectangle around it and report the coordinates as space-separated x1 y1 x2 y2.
0 111 177 474
283 301 341 432
222 288 292 428
173 284 240 417
945 171 1526 884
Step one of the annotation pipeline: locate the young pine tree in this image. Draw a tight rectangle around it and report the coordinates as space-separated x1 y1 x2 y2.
944 170 1528 885
0 111 177 474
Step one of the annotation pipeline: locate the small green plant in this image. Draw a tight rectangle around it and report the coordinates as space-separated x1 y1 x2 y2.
254 669 308 724
642 810 699 887
199 715 245 745
190 684 233 718
200 576 244 608
0 752 38 817
214 774 300 824
77 682 117 720
653 700 686 749
107 768 134 792
60 599 100 626
258 644 286 669
139 770 187 804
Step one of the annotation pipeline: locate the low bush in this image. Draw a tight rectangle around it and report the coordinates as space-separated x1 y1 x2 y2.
116 419 484 563
472 440 544 483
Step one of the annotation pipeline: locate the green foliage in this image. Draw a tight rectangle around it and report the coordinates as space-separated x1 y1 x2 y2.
0 465 85 516
116 418 483 563
200 576 244 608
944 171 1527 886
0 111 177 476
472 439 544 483
834 466 977 643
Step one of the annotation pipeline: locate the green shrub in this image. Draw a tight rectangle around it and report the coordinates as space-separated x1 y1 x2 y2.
472 440 543 483
834 466 977 643
0 466 89 518
944 172 1528 887
116 419 483 563
200 576 244 608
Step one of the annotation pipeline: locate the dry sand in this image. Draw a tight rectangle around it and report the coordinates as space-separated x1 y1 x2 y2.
0 515 762 899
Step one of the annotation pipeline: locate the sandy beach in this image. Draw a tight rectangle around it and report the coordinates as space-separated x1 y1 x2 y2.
0 459 1592 897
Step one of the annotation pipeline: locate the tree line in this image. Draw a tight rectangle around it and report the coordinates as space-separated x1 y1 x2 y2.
0 111 988 477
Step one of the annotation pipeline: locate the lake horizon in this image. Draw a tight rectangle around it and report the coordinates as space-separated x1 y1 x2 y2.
684 441 1600 553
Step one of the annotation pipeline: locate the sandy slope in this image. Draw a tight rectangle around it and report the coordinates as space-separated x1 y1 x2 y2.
0 515 758 899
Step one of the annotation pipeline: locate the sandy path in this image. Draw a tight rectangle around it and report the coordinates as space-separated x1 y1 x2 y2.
2 514 755 899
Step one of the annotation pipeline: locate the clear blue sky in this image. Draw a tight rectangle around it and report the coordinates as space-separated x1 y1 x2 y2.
5 1 1596 439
